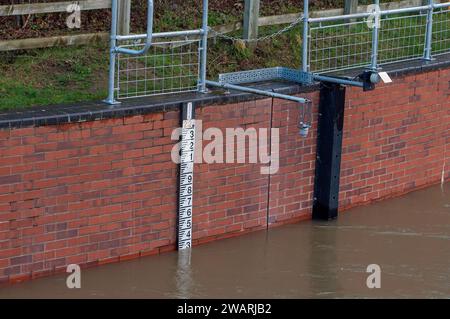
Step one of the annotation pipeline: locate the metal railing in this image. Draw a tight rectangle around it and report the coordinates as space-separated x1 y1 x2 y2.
432 5 450 55
105 0 209 105
304 0 450 74
104 0 450 104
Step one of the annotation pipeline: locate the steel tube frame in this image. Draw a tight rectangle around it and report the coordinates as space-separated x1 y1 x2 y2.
370 0 381 71
302 0 309 73
435 2 450 8
106 0 155 104
105 0 209 105
312 83 346 220
205 80 310 104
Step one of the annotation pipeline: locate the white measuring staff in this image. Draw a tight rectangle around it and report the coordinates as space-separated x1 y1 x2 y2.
178 102 195 250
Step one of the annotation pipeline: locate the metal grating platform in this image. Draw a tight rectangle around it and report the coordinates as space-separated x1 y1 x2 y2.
218 67 314 85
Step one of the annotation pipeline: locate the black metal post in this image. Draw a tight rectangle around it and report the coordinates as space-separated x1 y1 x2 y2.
313 83 346 220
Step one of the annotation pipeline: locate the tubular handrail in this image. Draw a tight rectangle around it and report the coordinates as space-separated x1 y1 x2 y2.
116 29 204 41
113 0 154 55
105 0 449 105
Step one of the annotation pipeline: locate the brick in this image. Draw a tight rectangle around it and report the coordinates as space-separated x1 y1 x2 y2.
0 69 447 284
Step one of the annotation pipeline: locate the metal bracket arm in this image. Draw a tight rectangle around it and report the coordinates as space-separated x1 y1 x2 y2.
205 80 310 104
217 67 313 85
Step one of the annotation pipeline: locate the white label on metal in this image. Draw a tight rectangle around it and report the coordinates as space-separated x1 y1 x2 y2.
378 72 392 84
178 104 195 251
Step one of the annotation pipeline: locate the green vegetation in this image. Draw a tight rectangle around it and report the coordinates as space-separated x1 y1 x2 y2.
0 5 449 111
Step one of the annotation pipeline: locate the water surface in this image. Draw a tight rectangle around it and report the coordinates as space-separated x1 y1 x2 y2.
1 184 449 298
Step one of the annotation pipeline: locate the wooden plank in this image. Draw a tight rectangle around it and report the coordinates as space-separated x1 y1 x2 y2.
118 0 131 35
344 0 359 15
0 32 109 51
0 0 111 17
243 0 260 41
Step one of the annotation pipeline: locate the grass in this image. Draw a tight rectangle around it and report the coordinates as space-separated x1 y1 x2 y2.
0 8 449 111
0 45 109 111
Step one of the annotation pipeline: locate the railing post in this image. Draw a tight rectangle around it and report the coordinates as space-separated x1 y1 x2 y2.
243 0 260 42
423 0 434 61
104 0 120 105
302 0 309 72
117 0 131 35
369 0 381 71
199 0 209 93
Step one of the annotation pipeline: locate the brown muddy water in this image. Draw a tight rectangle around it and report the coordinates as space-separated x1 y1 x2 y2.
0 184 449 299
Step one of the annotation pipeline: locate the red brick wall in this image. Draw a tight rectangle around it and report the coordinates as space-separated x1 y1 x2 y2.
0 69 449 283
193 100 273 242
340 69 449 208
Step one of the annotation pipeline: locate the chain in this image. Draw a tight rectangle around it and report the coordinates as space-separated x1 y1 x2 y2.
208 14 304 43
